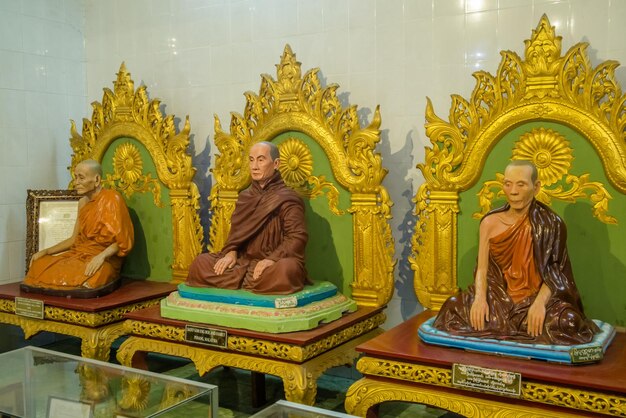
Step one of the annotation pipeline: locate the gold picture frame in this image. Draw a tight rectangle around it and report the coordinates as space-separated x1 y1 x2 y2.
26 189 81 272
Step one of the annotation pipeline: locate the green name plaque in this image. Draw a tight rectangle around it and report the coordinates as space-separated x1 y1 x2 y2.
15 297 44 319
452 363 521 397
184 325 228 348
570 346 603 363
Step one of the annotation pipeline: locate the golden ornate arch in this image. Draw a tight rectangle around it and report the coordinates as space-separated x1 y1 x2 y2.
69 63 203 282
410 15 626 310
209 45 395 308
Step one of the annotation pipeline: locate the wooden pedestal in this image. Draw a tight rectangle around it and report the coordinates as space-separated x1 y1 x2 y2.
116 305 386 405
0 280 175 360
345 311 626 417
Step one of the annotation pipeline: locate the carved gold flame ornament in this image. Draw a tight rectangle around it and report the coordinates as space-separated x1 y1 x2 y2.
474 128 616 224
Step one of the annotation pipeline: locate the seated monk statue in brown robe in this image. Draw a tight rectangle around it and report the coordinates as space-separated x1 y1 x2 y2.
433 160 599 345
22 159 134 296
186 141 309 295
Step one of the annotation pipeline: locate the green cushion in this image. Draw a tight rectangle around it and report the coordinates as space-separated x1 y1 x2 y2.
161 292 357 333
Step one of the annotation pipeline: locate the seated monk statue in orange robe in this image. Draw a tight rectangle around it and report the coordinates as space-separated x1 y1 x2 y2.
433 160 599 345
22 159 134 297
186 141 309 295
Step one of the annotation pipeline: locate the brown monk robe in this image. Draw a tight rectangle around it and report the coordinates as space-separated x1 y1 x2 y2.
434 200 599 344
187 141 308 294
24 188 134 290
435 161 598 345
186 170 309 294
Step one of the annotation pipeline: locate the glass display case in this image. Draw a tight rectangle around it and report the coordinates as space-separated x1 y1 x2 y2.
250 400 357 418
0 346 217 418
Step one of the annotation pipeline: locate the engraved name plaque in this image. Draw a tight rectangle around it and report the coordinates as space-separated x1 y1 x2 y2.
184 325 228 348
570 346 603 363
275 295 298 309
452 363 521 397
15 297 44 319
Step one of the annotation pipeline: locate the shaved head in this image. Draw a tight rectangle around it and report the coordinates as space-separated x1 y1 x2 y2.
254 141 280 161
507 160 538 183
77 159 103 177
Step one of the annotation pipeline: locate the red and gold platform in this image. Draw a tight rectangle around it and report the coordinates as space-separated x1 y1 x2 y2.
0 280 175 360
116 305 385 405
345 311 626 417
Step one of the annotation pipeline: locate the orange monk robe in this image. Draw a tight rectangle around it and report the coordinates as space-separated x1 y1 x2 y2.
434 200 598 345
489 215 542 304
24 189 134 290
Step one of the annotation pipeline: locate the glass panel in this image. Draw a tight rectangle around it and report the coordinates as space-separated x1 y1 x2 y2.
0 347 217 418
250 400 357 418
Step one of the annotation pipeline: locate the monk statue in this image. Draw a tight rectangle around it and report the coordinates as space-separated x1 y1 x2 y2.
186 141 309 295
22 159 134 297
433 160 599 345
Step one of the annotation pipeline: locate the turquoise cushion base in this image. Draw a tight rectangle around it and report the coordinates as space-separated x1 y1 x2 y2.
177 281 338 308
161 292 357 333
418 317 616 364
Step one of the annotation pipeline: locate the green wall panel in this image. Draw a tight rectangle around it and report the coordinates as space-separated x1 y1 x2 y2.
272 132 353 296
102 137 173 281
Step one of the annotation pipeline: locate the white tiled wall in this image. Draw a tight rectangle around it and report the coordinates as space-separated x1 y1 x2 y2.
0 0 86 283
3 0 626 328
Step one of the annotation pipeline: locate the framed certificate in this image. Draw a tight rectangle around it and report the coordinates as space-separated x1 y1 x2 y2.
26 189 81 271
47 396 93 418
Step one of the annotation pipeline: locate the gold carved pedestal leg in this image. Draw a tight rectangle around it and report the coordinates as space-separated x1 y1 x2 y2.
117 329 380 405
345 377 586 418
0 311 126 361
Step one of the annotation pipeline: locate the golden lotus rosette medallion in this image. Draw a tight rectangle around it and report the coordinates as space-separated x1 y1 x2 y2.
512 128 573 186
103 142 163 207
474 127 616 224
278 138 313 188
114 143 144 184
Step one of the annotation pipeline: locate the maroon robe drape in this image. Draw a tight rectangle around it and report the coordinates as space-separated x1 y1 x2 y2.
433 200 599 345
186 171 309 294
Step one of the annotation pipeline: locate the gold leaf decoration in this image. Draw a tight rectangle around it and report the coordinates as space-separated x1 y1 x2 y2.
102 142 163 207
411 14 626 310
118 374 150 411
473 128 616 224
278 138 345 215
279 137 313 187
513 128 572 186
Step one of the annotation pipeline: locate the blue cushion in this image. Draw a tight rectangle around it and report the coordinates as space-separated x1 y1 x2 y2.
419 317 616 364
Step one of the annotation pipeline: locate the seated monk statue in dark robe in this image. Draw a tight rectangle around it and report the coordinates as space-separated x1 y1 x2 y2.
433 160 599 345
186 141 309 295
22 159 134 296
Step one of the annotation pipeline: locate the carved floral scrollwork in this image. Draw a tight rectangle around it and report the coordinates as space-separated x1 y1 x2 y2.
352 356 626 416
68 62 203 281
210 44 395 307
123 312 384 362
102 142 163 207
278 137 344 215
411 14 626 310
473 128 617 224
